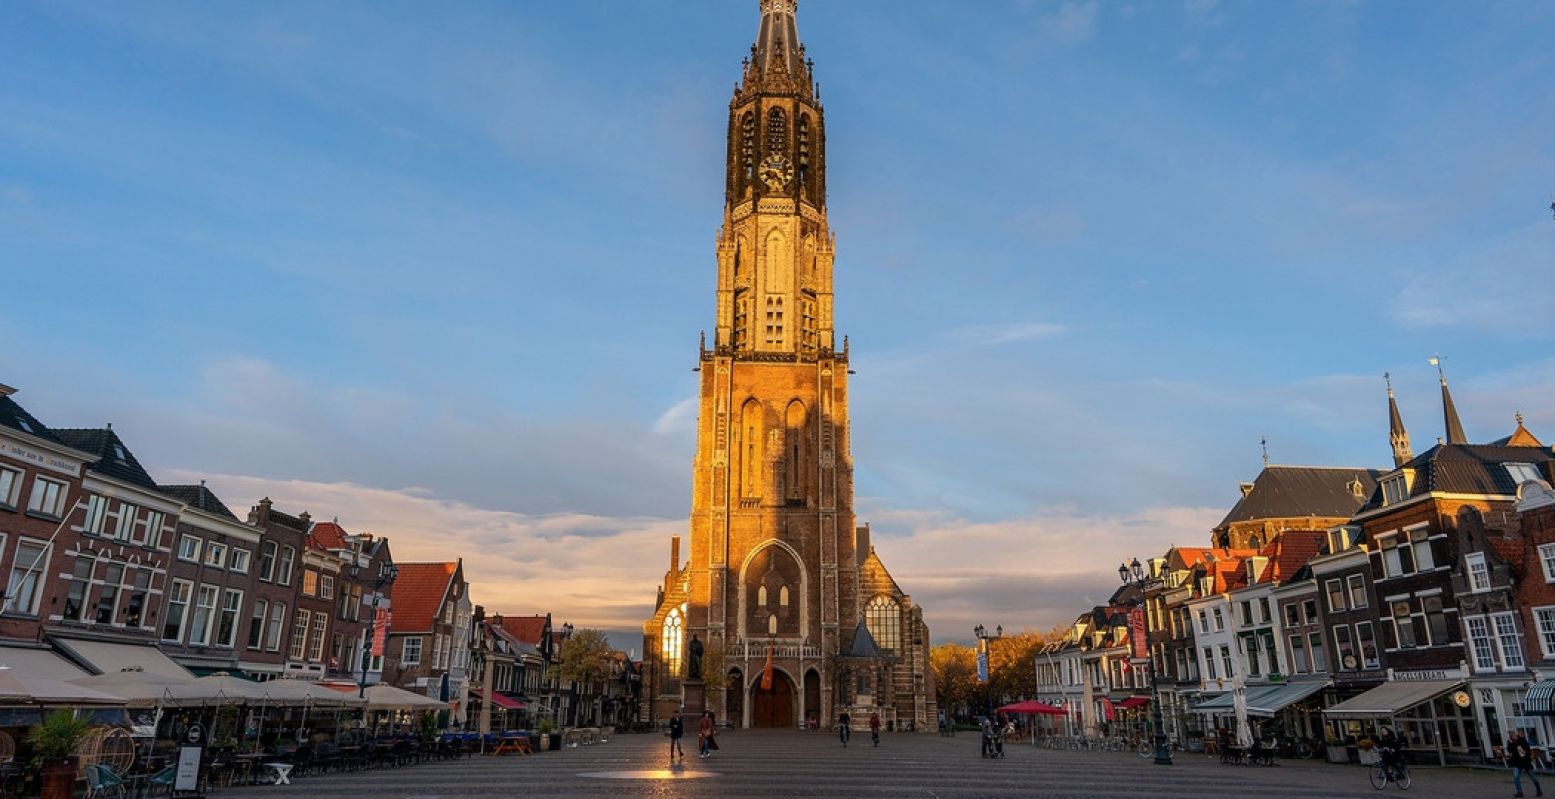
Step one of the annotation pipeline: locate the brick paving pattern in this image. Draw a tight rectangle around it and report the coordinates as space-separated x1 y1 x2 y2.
217 730 1518 798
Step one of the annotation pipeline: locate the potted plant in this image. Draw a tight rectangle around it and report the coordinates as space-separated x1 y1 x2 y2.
1356 737 1380 765
26 710 94 799
537 718 554 752
1324 735 1349 763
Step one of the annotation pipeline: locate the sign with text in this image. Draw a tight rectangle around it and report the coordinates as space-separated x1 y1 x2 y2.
1129 606 1148 659
976 650 989 684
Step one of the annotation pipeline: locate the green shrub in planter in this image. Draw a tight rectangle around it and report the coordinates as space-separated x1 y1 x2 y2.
26 710 94 760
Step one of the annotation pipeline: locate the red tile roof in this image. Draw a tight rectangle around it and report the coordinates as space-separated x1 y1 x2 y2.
498 615 549 647
392 562 457 633
310 521 350 551
1254 530 1327 584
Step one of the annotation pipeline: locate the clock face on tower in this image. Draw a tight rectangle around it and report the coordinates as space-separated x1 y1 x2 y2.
759 155 793 190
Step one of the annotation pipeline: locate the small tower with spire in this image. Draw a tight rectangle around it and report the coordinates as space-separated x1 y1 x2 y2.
1386 372 1413 467
1430 356 1468 445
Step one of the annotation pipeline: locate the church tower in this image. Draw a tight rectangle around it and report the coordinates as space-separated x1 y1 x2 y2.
644 1 935 732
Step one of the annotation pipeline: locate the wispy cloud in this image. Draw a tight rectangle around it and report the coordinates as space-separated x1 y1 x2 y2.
946 322 1068 346
1037 1 1101 44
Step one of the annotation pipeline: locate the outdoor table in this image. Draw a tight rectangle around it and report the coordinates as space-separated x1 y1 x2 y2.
261 762 294 785
234 753 269 784
490 735 532 755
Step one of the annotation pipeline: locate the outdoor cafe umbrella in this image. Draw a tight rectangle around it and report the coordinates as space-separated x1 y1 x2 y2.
361 683 445 712
1233 680 1252 749
995 700 1066 716
7 671 126 707
71 670 230 708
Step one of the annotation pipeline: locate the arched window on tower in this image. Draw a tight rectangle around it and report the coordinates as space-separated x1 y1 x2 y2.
739 399 763 499
797 114 811 196
785 401 807 504
866 596 901 653
662 607 684 676
779 586 790 607
758 585 768 607
768 614 779 635
767 108 787 154
741 112 757 190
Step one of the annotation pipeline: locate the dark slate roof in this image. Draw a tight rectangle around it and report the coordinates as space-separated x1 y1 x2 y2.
0 394 65 445
1216 466 1380 530
160 484 238 522
51 428 160 491
842 621 887 659
1361 443 1555 512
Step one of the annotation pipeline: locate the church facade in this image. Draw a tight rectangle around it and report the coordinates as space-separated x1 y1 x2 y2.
641 0 936 731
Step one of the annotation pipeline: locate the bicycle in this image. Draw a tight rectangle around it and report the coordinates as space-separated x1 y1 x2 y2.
1368 755 1411 790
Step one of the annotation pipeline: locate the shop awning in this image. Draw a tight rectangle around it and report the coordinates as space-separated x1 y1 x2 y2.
1525 680 1555 716
1192 691 1236 712
1322 679 1462 719
1116 696 1151 710
1247 679 1330 717
53 638 191 679
471 688 525 711
0 644 89 680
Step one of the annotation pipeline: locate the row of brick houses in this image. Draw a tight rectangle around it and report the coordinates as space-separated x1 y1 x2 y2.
0 382 638 730
1037 376 1555 765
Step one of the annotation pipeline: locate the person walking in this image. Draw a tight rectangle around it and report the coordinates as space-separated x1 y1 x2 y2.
699 711 717 758
668 709 685 764
1509 729 1544 797
839 711 851 747
869 712 881 747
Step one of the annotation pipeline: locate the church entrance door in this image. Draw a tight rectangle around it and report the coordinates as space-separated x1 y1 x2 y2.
751 671 796 728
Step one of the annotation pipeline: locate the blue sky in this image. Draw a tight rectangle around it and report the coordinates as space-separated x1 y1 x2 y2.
3 1 1552 647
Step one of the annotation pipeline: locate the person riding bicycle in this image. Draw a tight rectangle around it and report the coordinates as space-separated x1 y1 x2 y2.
1377 726 1404 776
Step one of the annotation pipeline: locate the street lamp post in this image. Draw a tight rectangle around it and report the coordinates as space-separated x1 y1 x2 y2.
353 562 399 700
973 624 1003 718
1119 557 1173 766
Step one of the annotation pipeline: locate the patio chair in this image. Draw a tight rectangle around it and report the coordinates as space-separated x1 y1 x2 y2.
145 766 176 798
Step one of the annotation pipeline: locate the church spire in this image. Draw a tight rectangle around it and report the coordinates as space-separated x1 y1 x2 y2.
1386 372 1413 468
1430 356 1468 445
741 0 815 99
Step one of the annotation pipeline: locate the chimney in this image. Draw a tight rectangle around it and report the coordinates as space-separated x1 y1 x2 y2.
298 511 311 527
856 524 871 566
249 497 273 525
670 536 681 574
1239 482 1255 498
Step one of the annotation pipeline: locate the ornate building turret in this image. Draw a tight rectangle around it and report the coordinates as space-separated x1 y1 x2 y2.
1386 373 1413 468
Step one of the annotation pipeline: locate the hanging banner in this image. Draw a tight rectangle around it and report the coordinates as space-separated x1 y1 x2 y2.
1129 606 1148 659
976 650 989 684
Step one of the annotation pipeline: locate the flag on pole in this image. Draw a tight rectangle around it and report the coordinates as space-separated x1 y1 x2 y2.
760 645 775 690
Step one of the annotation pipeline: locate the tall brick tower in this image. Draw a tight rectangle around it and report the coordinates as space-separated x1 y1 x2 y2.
644 0 935 732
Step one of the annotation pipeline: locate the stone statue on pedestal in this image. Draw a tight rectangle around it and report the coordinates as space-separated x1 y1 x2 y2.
688 634 704 681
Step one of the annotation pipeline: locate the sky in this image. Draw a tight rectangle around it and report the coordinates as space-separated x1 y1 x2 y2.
3 0 1553 651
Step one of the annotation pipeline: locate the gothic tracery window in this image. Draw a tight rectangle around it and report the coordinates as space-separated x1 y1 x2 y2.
866 595 901 652
662 607 684 676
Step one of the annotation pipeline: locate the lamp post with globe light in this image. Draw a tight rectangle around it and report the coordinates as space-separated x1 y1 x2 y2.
1119 557 1173 766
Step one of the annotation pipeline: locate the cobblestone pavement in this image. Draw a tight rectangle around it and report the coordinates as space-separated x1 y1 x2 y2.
217 730 1520 798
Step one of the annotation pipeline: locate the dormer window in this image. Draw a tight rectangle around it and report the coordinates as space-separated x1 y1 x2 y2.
1507 463 1542 485
1381 473 1411 505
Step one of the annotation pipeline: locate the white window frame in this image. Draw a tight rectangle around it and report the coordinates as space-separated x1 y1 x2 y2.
320 574 334 601
248 599 268 650
266 602 286 652
277 546 295 586
203 541 228 569
4 538 50 616
114 503 138 541
1534 607 1555 659
82 494 108 535
189 584 219 646
217 588 243 648
1326 579 1346 612
140 510 162 547
1493 611 1525 670
259 541 277 582
229 548 251 574
402 636 422 666
1466 553 1491 593
1347 574 1368 609
0 466 21 507
27 476 68 517
1466 615 1496 671
1508 463 1543 484
163 579 193 642
178 535 202 562
290 609 311 660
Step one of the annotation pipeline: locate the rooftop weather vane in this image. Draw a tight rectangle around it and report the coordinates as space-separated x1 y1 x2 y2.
1261 436 1269 467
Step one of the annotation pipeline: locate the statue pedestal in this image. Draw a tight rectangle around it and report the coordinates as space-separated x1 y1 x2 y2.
682 680 706 714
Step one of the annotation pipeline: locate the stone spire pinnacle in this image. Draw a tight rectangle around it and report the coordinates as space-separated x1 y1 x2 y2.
1386 372 1413 468
1429 356 1468 445
741 0 814 98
